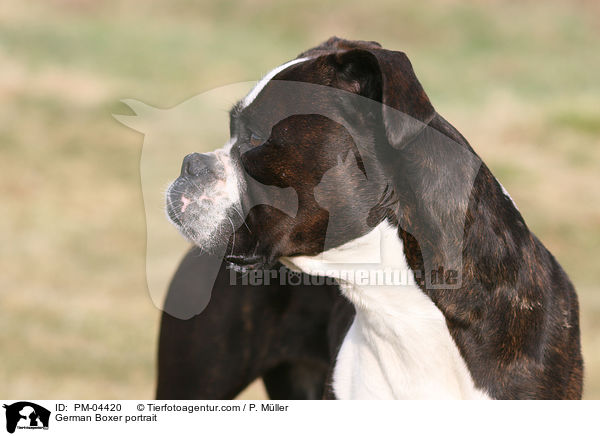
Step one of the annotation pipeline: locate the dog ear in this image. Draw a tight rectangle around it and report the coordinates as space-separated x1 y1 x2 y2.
331 48 436 148
297 36 382 58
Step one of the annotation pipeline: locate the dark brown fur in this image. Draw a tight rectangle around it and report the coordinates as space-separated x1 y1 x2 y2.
166 37 583 399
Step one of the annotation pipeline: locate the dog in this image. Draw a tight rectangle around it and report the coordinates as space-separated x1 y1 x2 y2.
163 37 583 399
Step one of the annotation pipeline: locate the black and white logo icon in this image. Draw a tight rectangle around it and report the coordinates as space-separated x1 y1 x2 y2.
3 402 50 434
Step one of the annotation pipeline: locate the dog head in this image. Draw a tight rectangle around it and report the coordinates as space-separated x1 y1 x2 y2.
166 37 437 271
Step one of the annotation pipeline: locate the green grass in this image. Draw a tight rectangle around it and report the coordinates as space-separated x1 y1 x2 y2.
553 110 600 136
1 0 599 399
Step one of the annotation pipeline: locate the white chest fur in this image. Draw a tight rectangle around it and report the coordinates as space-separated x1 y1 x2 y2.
283 223 490 399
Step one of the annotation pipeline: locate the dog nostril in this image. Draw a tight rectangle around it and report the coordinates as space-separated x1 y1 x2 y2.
182 152 208 177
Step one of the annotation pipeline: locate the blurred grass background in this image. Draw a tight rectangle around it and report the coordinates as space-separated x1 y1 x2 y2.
1 0 599 399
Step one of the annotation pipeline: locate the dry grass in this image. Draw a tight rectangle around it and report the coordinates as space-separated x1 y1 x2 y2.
1 0 598 399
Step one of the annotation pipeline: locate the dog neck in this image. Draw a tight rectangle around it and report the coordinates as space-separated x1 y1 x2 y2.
283 223 490 399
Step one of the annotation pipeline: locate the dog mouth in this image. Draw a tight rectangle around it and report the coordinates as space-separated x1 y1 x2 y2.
166 183 206 228
167 191 213 224
165 176 230 243
224 254 271 272
165 160 276 270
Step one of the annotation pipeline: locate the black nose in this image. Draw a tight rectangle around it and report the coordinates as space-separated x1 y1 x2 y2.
181 153 211 177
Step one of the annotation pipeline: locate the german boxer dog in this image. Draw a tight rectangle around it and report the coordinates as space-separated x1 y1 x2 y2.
162 37 583 399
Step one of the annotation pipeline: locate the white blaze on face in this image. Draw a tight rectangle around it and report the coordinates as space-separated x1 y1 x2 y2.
241 57 309 108
211 137 244 218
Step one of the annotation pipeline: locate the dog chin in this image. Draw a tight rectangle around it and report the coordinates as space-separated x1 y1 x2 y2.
166 192 239 254
171 215 231 254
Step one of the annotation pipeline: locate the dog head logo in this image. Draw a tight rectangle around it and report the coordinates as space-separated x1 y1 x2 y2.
116 70 483 319
115 89 299 320
3 402 50 434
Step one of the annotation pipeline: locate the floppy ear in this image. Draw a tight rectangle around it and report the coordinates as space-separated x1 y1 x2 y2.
297 36 382 58
331 48 436 148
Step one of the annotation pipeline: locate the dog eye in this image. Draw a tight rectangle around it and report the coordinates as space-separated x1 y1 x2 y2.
249 132 264 147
